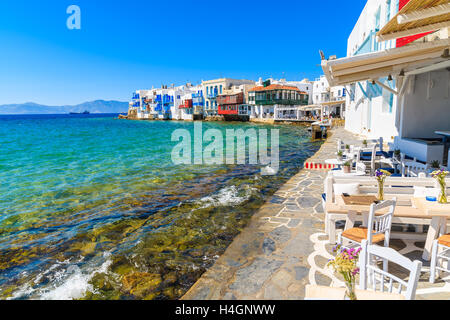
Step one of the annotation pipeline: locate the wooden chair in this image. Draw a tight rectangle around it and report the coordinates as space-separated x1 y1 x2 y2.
338 199 397 250
430 234 450 283
360 240 422 300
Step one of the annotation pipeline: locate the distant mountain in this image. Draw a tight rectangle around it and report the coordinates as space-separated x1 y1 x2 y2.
0 100 129 115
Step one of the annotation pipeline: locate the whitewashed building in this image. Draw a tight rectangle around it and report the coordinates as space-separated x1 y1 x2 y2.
322 0 450 165
312 75 346 119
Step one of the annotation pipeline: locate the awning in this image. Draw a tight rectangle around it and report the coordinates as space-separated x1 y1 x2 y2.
321 38 450 87
300 105 322 111
377 0 450 42
319 100 345 106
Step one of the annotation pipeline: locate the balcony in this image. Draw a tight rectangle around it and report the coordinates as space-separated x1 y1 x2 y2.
179 99 193 109
207 93 218 99
255 98 309 106
216 93 244 105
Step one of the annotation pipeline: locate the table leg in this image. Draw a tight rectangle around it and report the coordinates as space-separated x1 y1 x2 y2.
423 217 446 261
345 210 358 230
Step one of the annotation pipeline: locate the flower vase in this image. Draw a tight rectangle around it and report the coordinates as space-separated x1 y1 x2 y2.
377 181 384 201
345 278 357 300
438 181 447 204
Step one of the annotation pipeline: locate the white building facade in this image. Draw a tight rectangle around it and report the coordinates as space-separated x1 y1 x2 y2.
343 0 400 140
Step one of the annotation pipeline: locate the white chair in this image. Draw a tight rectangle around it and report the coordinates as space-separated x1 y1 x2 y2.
360 240 422 300
355 162 366 174
404 161 428 177
338 199 397 252
337 139 345 153
430 234 450 283
368 144 377 175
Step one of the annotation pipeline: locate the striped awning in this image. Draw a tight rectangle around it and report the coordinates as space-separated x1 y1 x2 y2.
377 0 450 42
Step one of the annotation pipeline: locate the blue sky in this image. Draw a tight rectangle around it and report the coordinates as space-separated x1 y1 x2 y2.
0 0 366 106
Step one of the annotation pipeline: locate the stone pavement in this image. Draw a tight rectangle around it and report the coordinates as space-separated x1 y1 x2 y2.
182 127 450 300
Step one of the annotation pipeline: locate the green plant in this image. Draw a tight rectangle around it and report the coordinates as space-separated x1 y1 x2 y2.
430 160 441 169
343 160 352 167
345 144 350 150
337 151 343 157
362 140 367 146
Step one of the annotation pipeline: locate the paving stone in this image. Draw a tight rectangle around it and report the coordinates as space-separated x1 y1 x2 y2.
297 196 320 208
271 269 293 289
294 266 309 281
269 196 285 204
229 258 284 295
287 218 302 228
264 284 284 300
315 273 332 287
269 226 292 244
262 237 276 256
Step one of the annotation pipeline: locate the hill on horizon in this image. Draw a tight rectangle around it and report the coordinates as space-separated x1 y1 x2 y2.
0 100 129 115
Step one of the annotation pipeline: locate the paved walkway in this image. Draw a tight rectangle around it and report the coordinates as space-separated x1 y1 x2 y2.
183 127 450 300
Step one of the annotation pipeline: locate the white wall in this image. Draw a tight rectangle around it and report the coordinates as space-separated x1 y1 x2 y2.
399 70 450 139
344 0 400 141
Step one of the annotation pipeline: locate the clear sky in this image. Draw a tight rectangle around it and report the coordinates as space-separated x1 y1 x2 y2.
0 0 367 106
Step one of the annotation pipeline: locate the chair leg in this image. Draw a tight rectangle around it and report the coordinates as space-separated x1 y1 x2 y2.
415 225 424 234
328 218 336 245
429 240 439 283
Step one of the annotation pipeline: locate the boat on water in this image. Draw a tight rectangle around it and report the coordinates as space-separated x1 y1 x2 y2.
69 111 90 115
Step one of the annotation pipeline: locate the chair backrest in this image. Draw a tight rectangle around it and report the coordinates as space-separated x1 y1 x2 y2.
355 161 366 173
405 161 428 177
337 139 345 153
379 137 384 153
323 175 450 206
359 240 422 300
366 198 396 245
370 144 377 175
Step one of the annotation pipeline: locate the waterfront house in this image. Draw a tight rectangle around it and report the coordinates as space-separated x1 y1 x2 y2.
248 79 309 121
216 84 254 121
202 78 255 117
180 85 204 121
321 0 450 166
312 75 347 119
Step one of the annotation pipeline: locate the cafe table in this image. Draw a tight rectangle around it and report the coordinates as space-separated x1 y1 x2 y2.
327 195 450 261
412 197 450 260
305 285 405 300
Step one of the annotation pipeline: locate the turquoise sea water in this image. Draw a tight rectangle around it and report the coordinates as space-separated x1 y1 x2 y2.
0 114 322 299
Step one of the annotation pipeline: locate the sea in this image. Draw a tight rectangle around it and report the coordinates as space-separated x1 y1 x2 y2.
0 113 322 300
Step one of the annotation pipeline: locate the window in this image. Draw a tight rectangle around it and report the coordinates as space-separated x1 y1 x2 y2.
220 85 223 94
382 89 394 113
386 0 391 23
375 6 381 30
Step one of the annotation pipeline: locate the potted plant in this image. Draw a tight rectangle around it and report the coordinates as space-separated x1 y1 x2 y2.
342 160 352 174
430 160 441 170
328 245 361 300
375 169 391 201
431 169 449 204
337 151 343 161
394 149 401 161
362 140 368 147
345 144 350 151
